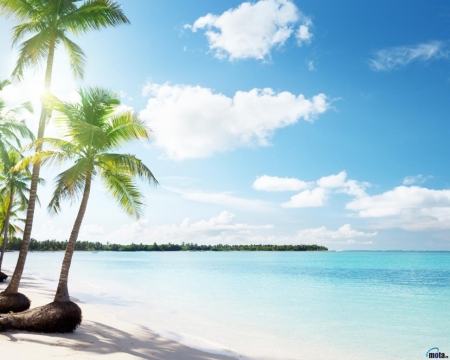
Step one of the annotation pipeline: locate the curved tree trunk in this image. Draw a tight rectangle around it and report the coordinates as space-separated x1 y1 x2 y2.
54 172 92 302
0 187 14 272
3 37 56 295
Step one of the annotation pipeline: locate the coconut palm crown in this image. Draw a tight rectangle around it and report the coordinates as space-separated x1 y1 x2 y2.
20 87 158 303
0 0 130 81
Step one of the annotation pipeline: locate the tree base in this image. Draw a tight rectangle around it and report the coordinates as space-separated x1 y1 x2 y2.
0 301 82 333
0 272 7 282
0 292 31 314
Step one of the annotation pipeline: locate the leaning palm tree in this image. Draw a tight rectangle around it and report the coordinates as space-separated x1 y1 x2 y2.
0 88 157 332
0 81 34 287
0 0 130 312
0 148 40 286
0 198 26 282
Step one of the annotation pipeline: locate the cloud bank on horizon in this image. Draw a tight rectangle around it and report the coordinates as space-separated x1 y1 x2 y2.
253 171 450 231
72 211 376 246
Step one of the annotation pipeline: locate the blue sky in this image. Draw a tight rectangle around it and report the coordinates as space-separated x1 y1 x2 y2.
1 0 450 250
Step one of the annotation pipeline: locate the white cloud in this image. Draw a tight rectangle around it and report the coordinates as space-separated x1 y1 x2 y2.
307 60 315 71
186 0 313 60
256 171 369 208
80 224 106 237
252 175 310 192
296 22 313 46
31 220 67 240
317 171 347 189
141 82 329 160
369 40 448 71
282 187 328 208
108 211 273 244
346 185 450 230
165 187 271 211
106 211 374 247
296 224 377 244
402 174 432 185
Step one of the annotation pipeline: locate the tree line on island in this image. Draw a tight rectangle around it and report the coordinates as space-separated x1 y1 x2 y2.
4 238 328 252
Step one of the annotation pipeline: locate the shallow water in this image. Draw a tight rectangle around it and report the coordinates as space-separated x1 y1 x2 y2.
2 251 449 360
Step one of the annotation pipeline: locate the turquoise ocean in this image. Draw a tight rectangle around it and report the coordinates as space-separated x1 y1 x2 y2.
1 251 449 360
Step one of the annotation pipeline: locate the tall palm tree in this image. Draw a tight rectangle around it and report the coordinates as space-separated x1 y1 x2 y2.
0 0 130 309
0 88 157 332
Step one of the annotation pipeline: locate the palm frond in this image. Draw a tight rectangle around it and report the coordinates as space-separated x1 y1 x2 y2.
12 148 75 172
0 79 11 91
11 27 53 80
59 32 86 78
98 153 158 186
101 169 144 219
11 20 47 46
47 159 90 214
0 0 43 21
59 0 130 34
105 110 151 147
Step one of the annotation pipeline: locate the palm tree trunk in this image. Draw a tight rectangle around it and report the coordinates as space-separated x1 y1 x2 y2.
0 187 14 272
3 37 56 295
54 172 92 303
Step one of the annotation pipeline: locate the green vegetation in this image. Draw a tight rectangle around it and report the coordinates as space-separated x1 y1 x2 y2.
4 238 328 252
0 79 35 278
0 0 131 313
23 87 157 303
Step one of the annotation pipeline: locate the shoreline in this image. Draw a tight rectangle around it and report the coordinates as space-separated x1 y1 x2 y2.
0 275 241 360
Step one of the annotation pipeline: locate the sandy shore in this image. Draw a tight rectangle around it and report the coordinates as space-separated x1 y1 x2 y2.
0 276 240 360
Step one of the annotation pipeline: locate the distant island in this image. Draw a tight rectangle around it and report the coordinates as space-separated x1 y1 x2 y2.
5 238 328 252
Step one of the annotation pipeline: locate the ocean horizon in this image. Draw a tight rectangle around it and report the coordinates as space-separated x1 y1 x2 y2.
2 250 449 360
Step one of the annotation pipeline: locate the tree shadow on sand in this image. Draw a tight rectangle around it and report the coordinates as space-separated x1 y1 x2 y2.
0 320 239 360
0 278 239 360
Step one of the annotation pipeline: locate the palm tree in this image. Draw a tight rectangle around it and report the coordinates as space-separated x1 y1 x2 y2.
0 80 34 287
0 0 130 311
0 197 26 281
0 88 157 332
0 79 34 154
0 148 40 283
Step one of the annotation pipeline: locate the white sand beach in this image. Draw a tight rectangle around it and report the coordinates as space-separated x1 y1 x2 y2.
0 277 239 360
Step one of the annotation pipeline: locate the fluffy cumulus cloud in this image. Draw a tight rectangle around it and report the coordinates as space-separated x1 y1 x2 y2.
369 40 448 71
141 82 329 160
255 171 368 208
186 0 313 60
256 171 450 231
295 20 313 45
346 186 450 230
283 187 328 208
